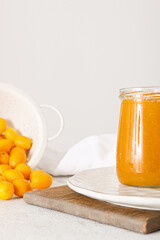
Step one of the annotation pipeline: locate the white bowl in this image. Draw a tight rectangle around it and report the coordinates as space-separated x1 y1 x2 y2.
0 83 64 168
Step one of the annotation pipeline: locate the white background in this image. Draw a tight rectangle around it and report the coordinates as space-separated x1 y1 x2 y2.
0 0 160 151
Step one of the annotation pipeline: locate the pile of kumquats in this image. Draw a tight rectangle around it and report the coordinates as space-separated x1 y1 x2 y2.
0 118 52 200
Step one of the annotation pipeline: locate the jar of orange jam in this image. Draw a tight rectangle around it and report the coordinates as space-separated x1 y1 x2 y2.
117 87 160 187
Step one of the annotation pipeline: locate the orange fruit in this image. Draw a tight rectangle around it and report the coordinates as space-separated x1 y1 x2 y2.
15 164 31 180
14 136 32 150
10 147 26 155
5 128 18 142
0 139 13 153
13 179 33 197
31 173 52 189
29 169 45 180
0 164 11 175
9 149 27 168
0 176 6 181
0 118 7 135
3 169 24 183
0 151 9 164
0 181 14 200
0 135 5 140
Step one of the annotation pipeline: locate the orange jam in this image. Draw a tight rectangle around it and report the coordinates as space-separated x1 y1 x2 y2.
117 87 160 187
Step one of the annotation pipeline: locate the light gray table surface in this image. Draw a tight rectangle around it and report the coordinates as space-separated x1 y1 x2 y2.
1 176 160 240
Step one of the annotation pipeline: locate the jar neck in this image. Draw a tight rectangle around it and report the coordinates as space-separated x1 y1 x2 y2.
119 87 160 100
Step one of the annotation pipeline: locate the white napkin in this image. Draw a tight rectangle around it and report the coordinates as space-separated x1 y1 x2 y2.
38 134 117 176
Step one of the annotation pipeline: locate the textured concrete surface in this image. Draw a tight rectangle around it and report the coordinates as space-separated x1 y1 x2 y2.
0 177 160 240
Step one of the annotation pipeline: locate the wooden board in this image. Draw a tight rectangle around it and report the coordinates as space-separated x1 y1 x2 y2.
23 185 160 234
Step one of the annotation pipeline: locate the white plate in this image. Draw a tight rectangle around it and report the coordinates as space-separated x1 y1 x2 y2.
67 167 160 211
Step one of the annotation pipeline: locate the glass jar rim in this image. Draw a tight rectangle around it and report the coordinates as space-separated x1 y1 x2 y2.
119 86 160 99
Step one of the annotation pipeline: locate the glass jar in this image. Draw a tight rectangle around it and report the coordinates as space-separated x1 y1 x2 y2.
116 87 160 187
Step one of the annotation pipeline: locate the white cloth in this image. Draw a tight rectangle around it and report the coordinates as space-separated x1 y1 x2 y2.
39 134 117 176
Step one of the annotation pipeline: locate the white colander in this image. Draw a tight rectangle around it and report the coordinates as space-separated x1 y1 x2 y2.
0 83 64 169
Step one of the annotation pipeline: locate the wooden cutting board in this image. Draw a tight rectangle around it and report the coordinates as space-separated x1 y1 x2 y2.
23 185 160 234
